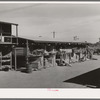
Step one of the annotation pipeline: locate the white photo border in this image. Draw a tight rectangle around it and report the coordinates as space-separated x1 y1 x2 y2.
0 1 99 98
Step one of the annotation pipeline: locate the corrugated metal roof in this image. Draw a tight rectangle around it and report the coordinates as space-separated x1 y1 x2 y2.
17 36 91 44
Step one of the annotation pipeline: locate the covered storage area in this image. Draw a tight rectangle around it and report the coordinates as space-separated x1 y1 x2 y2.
11 37 91 73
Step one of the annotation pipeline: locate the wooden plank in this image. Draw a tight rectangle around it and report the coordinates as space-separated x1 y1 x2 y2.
10 52 12 70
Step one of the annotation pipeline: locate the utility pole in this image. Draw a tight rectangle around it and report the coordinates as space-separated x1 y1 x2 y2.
53 31 55 39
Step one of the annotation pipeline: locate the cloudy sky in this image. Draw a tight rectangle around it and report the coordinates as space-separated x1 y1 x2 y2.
0 3 100 43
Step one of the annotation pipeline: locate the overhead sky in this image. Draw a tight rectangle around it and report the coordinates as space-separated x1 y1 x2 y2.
0 3 100 43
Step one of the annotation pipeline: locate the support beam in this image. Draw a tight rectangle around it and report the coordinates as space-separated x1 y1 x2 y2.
26 39 29 65
10 52 12 70
16 25 18 45
15 48 17 70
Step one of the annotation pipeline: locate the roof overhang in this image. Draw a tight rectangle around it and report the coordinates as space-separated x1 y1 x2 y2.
0 21 18 26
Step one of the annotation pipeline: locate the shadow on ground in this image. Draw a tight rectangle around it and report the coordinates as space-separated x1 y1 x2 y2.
64 68 100 88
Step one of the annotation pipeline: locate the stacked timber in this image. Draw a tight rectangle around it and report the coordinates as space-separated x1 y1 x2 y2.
44 49 56 68
56 49 72 66
28 49 44 70
0 52 12 71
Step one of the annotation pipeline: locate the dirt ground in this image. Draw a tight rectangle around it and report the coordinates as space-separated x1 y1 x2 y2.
0 55 100 88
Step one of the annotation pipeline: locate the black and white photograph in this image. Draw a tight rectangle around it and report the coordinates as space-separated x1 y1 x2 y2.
0 2 100 88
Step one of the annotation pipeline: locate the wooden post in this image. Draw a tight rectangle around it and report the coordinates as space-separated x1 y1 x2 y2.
53 53 56 67
42 44 44 68
44 44 46 68
16 25 18 45
40 55 44 68
10 52 12 70
26 39 29 65
15 48 17 70
52 45 56 67
69 53 70 64
26 40 33 73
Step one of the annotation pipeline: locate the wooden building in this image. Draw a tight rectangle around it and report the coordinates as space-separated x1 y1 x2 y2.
0 21 18 70
0 21 92 71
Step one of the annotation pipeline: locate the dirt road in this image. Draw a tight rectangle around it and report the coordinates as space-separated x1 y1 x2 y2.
0 55 100 88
